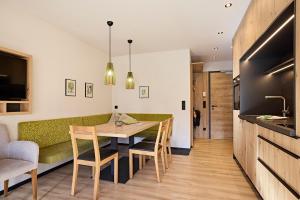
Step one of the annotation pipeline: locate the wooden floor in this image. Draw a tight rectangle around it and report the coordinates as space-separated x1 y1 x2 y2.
3 140 258 200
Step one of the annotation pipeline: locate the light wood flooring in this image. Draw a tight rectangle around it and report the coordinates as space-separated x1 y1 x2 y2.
2 140 258 200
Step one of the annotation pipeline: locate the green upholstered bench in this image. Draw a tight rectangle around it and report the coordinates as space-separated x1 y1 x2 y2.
18 114 111 164
127 113 172 139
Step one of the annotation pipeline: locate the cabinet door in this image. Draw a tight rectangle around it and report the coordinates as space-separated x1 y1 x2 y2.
257 161 298 200
274 0 293 17
255 0 275 40
245 121 257 185
242 2 256 54
239 120 247 170
233 110 241 157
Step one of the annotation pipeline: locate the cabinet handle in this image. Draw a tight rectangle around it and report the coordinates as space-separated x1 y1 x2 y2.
258 135 300 159
258 158 300 199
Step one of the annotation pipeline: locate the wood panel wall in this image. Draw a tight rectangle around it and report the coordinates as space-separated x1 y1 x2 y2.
192 63 209 139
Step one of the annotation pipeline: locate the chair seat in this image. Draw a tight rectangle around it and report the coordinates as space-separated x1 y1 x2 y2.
78 148 118 161
0 159 35 180
130 142 161 152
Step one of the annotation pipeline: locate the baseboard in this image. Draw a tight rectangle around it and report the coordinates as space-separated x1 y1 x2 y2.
171 147 191 155
233 154 263 200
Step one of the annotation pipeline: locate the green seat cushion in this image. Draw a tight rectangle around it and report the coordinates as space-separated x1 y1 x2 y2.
39 137 111 164
18 117 83 148
82 114 111 126
135 130 157 138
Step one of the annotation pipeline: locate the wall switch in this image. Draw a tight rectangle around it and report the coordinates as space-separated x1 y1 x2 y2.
182 101 186 110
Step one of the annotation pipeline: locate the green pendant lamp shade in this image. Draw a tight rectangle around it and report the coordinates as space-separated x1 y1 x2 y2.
126 39 135 89
104 21 116 85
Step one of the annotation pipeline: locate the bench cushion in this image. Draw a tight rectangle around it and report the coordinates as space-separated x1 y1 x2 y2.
39 137 110 164
82 114 111 126
19 117 83 149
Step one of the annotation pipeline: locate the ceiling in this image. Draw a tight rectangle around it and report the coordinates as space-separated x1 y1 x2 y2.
2 0 250 62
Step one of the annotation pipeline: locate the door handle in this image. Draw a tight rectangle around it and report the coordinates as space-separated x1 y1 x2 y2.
211 105 218 110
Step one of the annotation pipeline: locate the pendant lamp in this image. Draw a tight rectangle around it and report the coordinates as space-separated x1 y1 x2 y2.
104 21 116 85
126 39 135 89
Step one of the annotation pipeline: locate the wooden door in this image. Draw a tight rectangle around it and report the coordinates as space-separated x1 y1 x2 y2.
210 72 233 139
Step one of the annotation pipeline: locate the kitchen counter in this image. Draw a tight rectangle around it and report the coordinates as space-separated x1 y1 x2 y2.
239 115 296 138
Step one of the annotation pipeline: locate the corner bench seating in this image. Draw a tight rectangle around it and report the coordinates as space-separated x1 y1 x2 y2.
18 114 112 164
18 113 172 164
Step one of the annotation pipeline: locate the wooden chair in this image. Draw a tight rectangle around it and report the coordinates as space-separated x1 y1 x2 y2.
164 118 174 168
70 125 118 200
142 118 173 170
129 120 169 182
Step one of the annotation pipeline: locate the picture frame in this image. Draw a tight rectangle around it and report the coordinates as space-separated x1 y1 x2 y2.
139 86 149 98
65 79 76 96
85 82 93 98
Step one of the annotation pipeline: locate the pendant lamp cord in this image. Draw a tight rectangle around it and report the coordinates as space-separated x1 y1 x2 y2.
129 42 131 72
109 26 111 63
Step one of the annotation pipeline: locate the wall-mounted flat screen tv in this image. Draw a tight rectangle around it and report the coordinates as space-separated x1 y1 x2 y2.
0 52 27 100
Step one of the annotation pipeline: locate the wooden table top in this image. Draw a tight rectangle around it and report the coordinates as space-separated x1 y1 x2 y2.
95 121 159 138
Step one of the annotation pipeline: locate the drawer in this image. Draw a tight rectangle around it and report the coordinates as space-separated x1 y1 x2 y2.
258 136 300 194
257 126 300 157
257 161 299 200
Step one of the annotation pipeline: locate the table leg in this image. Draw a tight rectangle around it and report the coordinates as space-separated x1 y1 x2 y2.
129 136 134 147
110 137 118 150
110 137 118 175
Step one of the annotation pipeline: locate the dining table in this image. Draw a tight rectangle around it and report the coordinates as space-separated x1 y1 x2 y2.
95 121 159 183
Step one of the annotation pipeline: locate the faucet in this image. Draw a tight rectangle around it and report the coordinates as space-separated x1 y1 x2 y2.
265 96 289 117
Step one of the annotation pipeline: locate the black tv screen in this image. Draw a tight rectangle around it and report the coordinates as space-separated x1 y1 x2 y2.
0 52 27 100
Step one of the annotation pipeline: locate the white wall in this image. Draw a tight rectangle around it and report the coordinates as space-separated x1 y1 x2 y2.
112 49 192 148
0 3 112 190
203 60 233 72
0 4 112 140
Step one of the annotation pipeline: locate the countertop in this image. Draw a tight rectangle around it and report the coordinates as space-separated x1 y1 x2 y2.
238 115 296 138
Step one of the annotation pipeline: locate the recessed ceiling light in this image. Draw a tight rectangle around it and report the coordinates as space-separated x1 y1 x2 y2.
218 32 224 35
225 2 232 8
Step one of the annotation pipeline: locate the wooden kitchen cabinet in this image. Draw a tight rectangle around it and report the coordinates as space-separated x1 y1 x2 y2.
258 135 300 195
257 161 298 200
232 0 293 71
233 113 246 170
233 117 257 183
244 121 257 185
274 0 293 17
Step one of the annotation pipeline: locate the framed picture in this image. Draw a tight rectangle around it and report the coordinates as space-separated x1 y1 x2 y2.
139 86 149 98
65 79 76 96
85 82 93 98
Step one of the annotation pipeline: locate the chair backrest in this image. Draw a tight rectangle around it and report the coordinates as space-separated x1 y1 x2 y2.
154 120 169 152
167 118 174 140
0 124 10 159
69 125 100 164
